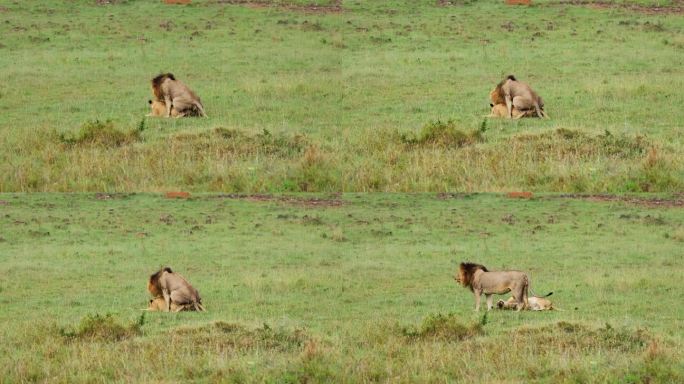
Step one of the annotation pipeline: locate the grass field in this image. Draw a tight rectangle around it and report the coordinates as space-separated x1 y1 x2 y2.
1 0 683 191
0 193 683 382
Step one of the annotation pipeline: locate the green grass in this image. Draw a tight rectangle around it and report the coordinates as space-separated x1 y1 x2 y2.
0 193 682 382
1 0 683 191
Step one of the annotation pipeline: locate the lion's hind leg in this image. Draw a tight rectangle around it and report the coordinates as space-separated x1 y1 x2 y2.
511 292 524 311
521 278 530 311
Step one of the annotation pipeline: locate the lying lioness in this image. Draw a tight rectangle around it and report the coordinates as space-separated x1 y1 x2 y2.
147 99 180 117
497 294 554 311
488 103 534 119
146 297 195 312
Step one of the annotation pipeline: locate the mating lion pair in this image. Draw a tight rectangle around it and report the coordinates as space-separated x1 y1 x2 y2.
487 75 547 119
147 73 207 118
145 267 205 312
454 262 554 311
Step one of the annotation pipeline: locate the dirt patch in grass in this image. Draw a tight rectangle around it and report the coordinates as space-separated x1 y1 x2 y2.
214 194 345 207
217 0 343 13
554 194 684 208
435 192 476 200
436 0 476 6
94 193 135 200
556 0 684 15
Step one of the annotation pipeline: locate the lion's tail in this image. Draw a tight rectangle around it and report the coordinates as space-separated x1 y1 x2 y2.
533 101 545 118
194 101 208 118
530 289 553 298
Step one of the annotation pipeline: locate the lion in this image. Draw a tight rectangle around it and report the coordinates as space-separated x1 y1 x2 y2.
148 267 205 312
454 262 530 311
151 73 207 118
147 99 181 117
497 293 554 311
488 103 535 119
145 297 194 312
490 75 547 118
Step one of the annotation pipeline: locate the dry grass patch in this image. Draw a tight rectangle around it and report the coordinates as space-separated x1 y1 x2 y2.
171 321 308 352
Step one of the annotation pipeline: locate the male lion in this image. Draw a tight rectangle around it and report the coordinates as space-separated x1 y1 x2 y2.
151 73 207 118
454 262 530 311
490 75 546 119
497 294 554 311
148 267 205 312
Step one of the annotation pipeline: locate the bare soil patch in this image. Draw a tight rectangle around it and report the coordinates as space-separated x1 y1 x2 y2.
556 0 684 15
435 193 476 200
555 194 684 208
506 192 534 199
165 191 191 199
214 194 345 207
94 193 135 200
217 0 343 13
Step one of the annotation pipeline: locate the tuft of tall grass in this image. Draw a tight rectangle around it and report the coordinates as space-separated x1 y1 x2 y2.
58 120 142 147
402 119 484 147
59 313 141 342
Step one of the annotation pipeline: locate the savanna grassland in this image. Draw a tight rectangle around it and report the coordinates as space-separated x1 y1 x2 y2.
0 193 682 382
0 0 683 192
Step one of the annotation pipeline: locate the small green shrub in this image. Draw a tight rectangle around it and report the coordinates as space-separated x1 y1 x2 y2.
59 313 141 342
403 120 484 147
402 313 483 341
59 120 141 147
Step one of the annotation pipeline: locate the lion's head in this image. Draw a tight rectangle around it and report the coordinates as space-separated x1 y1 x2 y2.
151 73 175 100
148 266 173 296
490 75 517 105
455 262 488 291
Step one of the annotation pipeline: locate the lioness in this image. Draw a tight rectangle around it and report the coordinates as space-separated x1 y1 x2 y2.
454 262 530 311
146 297 194 312
490 75 546 118
147 99 181 117
497 294 554 311
151 73 207 118
488 103 534 119
148 267 205 312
